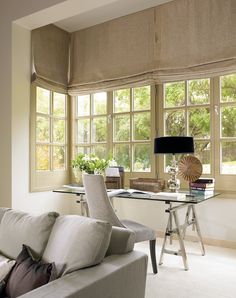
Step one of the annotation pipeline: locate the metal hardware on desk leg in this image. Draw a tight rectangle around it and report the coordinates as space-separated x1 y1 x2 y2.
169 203 173 245
159 214 170 265
79 194 89 217
172 209 189 270
183 205 191 239
192 205 205 256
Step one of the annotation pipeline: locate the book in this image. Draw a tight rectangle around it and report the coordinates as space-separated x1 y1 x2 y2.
193 178 215 183
190 186 214 191
190 189 214 196
151 192 186 200
190 182 215 189
108 189 151 198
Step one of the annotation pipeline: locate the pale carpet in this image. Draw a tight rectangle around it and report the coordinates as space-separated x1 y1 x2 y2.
135 240 236 298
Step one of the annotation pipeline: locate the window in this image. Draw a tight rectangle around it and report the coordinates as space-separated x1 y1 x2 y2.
220 74 236 175
159 73 236 191
74 86 154 174
30 86 68 191
75 92 108 159
163 79 211 174
113 86 151 172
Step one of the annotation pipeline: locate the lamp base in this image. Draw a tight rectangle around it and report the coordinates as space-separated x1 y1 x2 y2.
167 178 180 192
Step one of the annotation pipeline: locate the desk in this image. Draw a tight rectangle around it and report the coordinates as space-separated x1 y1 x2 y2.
53 187 219 270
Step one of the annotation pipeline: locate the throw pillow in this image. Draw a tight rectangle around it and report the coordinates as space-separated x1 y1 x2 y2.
0 255 15 296
5 245 56 298
0 210 59 259
43 215 112 276
0 255 15 282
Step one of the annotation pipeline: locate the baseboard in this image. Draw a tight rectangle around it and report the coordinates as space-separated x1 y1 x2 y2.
156 230 236 250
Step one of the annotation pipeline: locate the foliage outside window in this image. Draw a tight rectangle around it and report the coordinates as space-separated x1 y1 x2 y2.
35 87 67 171
162 74 236 180
75 86 151 173
164 79 211 174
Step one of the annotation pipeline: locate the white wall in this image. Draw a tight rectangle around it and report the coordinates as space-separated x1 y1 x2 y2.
1 0 236 246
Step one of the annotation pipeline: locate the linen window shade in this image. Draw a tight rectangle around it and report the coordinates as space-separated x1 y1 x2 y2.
68 0 236 94
31 25 70 93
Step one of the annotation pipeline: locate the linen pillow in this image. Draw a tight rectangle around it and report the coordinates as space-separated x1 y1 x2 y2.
0 255 15 281
5 245 56 298
0 210 59 260
43 215 112 276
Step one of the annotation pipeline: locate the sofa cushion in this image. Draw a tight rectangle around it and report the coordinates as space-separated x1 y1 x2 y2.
0 210 59 259
43 215 112 276
5 245 56 298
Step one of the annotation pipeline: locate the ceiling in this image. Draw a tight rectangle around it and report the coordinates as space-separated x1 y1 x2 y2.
55 0 173 32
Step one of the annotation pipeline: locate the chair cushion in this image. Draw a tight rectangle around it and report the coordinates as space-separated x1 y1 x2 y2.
42 215 112 276
121 219 156 243
0 210 59 259
0 255 15 281
5 245 56 298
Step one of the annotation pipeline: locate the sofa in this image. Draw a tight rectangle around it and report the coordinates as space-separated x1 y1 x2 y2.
0 208 148 298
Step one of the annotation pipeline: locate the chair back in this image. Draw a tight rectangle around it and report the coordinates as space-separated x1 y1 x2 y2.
82 174 123 227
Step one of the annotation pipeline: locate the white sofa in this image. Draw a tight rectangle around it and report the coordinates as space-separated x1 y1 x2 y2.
0 208 148 298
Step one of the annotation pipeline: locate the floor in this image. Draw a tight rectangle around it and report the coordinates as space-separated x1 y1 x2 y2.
135 240 236 298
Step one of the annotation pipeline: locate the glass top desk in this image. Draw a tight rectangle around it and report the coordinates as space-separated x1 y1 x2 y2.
53 187 220 270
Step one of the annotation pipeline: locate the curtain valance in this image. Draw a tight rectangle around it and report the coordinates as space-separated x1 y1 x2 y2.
32 25 69 93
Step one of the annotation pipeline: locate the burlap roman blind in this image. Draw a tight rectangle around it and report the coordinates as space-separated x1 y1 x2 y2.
68 0 236 94
32 25 70 92
31 0 236 94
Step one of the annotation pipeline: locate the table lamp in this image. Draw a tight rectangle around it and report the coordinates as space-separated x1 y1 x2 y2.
154 136 194 192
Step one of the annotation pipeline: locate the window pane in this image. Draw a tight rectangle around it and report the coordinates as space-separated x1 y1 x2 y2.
133 144 151 172
114 144 130 171
189 108 210 138
188 79 210 105
53 93 66 116
114 89 130 113
77 119 90 143
53 146 65 170
91 145 107 159
133 112 151 140
53 119 65 143
36 87 50 114
36 116 49 142
164 81 185 108
221 106 236 137
93 92 107 115
221 141 236 174
76 146 90 155
133 86 150 111
194 141 211 174
92 117 107 142
164 110 185 136
221 74 236 103
114 115 130 141
77 95 90 116
36 145 50 171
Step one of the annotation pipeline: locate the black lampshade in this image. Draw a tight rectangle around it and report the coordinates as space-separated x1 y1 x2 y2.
154 136 194 154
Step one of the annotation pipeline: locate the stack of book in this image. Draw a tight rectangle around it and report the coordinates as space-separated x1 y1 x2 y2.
190 178 215 195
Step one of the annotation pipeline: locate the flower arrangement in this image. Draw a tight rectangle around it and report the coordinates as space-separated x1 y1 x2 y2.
71 153 111 175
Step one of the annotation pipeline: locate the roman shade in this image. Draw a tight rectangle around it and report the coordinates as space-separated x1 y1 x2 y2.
68 0 236 94
31 0 236 94
32 25 70 93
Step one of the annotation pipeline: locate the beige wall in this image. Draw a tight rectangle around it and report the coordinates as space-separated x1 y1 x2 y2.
1 0 236 246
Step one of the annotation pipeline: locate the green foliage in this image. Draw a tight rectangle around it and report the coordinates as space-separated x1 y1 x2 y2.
71 153 111 174
221 74 236 102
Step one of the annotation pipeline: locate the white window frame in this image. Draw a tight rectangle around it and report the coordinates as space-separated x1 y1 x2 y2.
30 84 69 192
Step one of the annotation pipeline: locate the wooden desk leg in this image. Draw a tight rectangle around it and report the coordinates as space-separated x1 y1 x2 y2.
192 205 205 256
